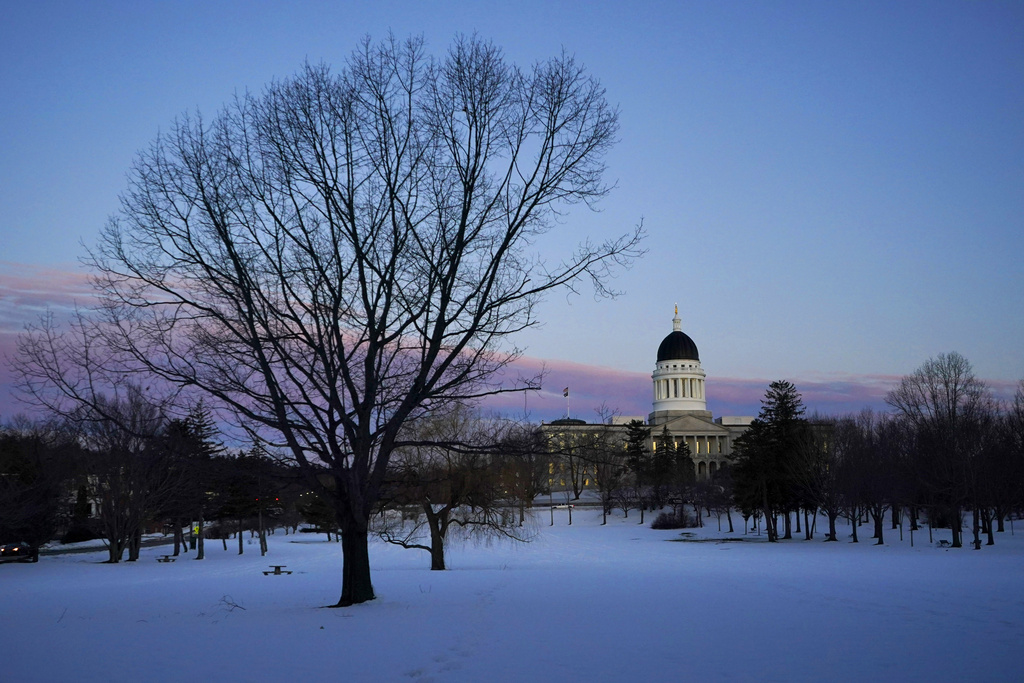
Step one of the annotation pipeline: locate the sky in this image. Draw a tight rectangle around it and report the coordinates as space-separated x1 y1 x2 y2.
1 1 1022 422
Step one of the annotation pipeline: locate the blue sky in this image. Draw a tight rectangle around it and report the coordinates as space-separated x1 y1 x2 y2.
1 1 1021 422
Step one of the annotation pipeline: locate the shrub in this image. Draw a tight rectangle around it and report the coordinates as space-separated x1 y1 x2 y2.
203 525 231 539
651 511 693 530
61 524 101 544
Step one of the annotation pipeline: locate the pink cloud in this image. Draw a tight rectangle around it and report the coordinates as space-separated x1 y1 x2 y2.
708 374 901 417
0 261 95 333
0 262 97 419
482 356 652 421
482 359 1019 423
1 261 1018 426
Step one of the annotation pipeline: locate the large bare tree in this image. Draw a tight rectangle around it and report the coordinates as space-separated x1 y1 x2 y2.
20 36 641 605
886 352 991 547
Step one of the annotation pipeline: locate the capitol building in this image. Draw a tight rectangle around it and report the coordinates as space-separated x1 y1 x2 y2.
543 308 753 481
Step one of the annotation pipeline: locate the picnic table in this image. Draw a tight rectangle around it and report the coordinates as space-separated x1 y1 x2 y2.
264 565 292 575
157 555 176 563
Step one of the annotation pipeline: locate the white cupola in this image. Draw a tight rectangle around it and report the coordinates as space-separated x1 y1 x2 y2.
651 306 707 414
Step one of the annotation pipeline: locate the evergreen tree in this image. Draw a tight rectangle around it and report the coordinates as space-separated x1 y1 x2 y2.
730 380 808 541
624 420 651 480
158 402 225 558
650 425 677 508
623 420 651 521
298 492 338 541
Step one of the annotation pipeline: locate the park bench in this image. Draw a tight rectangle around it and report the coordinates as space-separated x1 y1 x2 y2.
264 565 292 575
157 555 176 563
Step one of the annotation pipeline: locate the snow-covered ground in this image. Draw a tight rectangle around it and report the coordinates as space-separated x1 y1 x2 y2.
2 509 1021 682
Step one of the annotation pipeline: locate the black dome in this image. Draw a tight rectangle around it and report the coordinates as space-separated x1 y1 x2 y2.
657 331 699 362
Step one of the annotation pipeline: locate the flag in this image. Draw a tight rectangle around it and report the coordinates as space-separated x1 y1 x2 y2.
563 387 569 397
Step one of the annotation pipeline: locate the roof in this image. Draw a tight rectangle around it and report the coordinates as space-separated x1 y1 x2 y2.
656 330 700 362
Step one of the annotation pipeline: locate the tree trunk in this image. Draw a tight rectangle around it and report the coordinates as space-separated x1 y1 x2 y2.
424 506 449 571
983 509 995 545
107 534 125 563
238 518 244 555
173 519 183 556
972 507 982 550
762 486 776 542
826 512 838 541
196 513 205 560
335 526 375 606
726 507 733 533
428 519 446 571
763 511 776 542
951 506 962 548
127 529 142 561
429 540 446 570
783 511 792 539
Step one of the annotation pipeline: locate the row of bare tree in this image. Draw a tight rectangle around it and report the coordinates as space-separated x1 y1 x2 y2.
730 354 1024 548
0 395 308 563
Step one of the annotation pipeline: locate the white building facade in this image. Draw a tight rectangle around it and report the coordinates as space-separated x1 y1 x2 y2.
646 307 752 479
543 308 754 482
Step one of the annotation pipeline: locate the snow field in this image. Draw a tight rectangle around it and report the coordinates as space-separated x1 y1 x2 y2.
1 509 1021 682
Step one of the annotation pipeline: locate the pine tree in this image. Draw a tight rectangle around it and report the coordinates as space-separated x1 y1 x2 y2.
160 402 225 558
650 426 677 508
623 420 651 522
730 380 808 541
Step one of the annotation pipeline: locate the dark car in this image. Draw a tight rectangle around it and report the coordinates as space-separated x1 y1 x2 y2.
0 542 38 563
